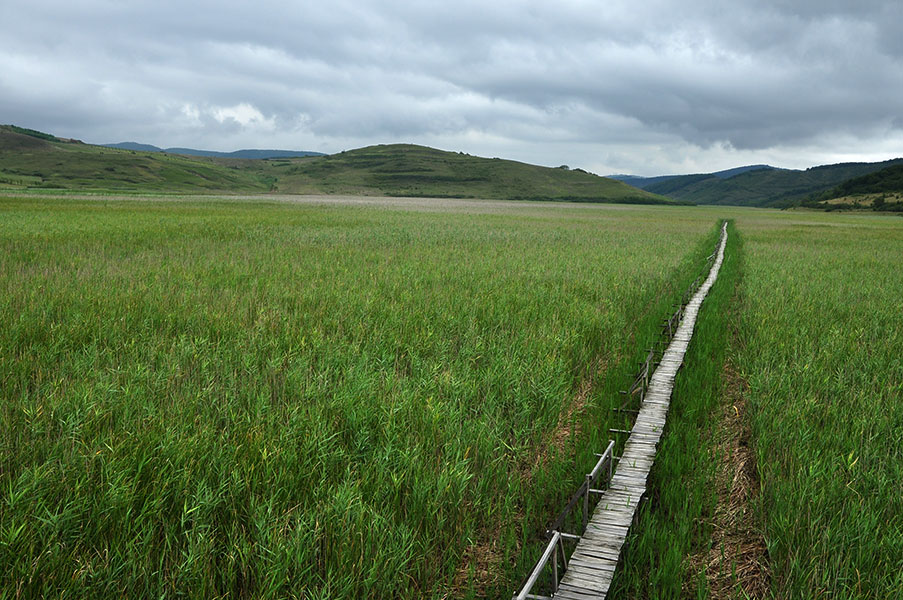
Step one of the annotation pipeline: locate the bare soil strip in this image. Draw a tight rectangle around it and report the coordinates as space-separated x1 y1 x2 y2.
451 538 506 598
687 356 769 598
523 357 605 480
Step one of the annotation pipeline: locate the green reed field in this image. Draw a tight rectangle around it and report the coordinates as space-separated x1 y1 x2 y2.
734 212 903 598
5 196 898 599
0 195 718 599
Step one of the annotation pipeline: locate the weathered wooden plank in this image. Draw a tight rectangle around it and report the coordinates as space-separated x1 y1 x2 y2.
554 589 602 600
556 583 604 598
562 569 612 589
560 571 609 592
567 557 618 571
567 560 617 576
565 566 615 584
572 548 622 563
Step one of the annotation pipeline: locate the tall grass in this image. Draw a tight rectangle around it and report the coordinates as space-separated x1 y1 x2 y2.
734 212 903 598
0 196 715 598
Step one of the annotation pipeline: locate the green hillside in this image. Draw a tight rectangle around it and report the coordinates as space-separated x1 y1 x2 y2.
0 126 676 204
819 163 903 197
643 159 903 207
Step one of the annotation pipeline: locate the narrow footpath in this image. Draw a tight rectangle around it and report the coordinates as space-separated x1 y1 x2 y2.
554 222 729 600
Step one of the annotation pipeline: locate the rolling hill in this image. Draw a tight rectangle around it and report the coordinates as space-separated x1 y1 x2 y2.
259 144 679 202
0 125 679 204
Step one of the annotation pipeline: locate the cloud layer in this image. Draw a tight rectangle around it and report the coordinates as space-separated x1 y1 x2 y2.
2 0 901 175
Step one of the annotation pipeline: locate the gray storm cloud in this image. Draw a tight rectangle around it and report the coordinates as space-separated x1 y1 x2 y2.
1 0 901 175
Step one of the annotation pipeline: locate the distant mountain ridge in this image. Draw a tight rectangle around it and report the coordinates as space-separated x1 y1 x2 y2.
103 142 325 159
609 164 776 190
613 160 903 207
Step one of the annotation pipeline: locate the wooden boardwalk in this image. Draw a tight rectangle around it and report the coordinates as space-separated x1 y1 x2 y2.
554 223 729 600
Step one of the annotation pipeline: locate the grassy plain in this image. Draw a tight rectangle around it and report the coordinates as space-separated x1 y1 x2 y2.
0 195 716 598
4 194 898 599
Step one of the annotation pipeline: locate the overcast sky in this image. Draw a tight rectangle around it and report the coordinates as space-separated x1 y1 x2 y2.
2 0 901 175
